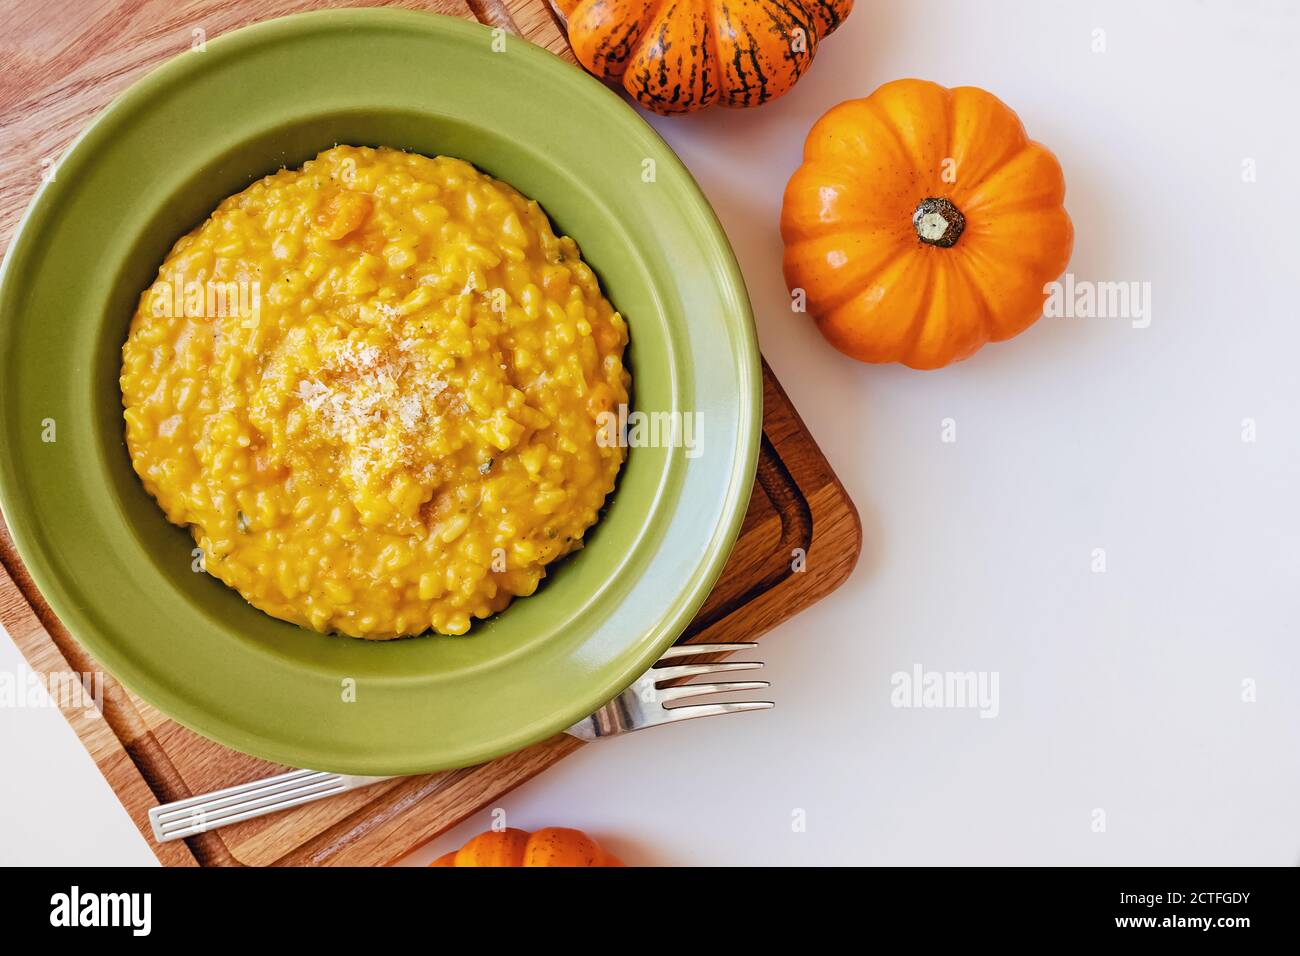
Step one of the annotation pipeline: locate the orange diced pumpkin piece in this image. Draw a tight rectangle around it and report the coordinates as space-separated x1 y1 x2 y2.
314 190 373 240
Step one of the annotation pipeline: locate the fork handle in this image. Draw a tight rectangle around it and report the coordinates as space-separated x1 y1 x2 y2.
148 769 394 842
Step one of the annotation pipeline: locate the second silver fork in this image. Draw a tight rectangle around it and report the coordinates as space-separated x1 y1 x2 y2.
149 642 771 842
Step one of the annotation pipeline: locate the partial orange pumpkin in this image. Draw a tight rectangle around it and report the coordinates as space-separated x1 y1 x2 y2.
554 0 854 114
781 79 1074 369
431 827 624 867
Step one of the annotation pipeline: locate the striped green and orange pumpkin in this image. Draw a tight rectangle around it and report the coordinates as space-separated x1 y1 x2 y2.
553 0 854 114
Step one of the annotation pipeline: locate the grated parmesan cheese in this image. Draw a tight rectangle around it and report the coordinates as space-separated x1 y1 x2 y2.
294 336 451 490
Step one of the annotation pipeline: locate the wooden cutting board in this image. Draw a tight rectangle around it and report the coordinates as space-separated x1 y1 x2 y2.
0 0 861 867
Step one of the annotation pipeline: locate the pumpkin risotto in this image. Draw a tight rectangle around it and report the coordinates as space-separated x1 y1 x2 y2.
120 146 630 638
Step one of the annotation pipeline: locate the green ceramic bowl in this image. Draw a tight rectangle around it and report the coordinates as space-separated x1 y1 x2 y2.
0 10 759 774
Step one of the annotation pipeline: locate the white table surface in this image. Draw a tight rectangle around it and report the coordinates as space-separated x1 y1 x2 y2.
3 0 1298 866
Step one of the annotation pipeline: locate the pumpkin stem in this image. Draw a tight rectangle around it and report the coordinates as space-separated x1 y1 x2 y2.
913 198 966 248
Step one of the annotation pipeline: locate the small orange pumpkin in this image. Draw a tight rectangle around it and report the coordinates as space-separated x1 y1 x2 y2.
430 827 624 867
554 0 854 114
781 79 1074 369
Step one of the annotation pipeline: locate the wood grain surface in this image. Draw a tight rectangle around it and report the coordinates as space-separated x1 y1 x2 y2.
0 0 861 866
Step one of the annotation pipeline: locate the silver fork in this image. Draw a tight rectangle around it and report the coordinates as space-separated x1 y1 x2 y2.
149 642 771 842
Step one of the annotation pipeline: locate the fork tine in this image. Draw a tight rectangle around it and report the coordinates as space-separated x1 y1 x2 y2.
658 642 757 660
651 660 763 682
657 701 775 725
657 680 770 703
